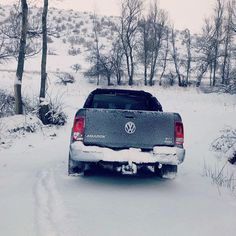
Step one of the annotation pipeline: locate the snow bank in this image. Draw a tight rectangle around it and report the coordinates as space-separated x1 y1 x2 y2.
0 115 42 149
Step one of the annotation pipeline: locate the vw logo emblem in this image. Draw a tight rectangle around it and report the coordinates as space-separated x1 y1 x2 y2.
125 121 136 134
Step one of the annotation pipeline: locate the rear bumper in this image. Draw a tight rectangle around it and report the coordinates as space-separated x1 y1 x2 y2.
70 142 185 165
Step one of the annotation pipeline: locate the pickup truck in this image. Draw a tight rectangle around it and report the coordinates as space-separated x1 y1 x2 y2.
68 88 185 178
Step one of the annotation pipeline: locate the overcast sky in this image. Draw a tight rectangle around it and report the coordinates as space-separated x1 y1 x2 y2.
1 0 216 33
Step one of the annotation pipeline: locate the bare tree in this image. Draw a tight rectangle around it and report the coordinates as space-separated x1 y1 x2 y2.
98 55 114 86
148 3 167 86
195 18 215 86
86 36 124 86
85 51 115 86
119 0 143 85
111 39 124 85
170 27 182 86
232 0 236 32
0 6 22 61
212 0 224 86
84 13 104 85
195 0 235 88
221 0 234 85
159 28 169 85
93 12 101 85
138 1 167 86
181 29 192 85
1 4 41 61
0 34 12 61
138 16 151 85
14 0 28 114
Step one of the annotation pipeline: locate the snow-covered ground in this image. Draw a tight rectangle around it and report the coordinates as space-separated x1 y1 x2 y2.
0 72 236 236
0 4 236 236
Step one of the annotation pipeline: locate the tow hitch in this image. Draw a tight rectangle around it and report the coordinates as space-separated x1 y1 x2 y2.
120 161 137 175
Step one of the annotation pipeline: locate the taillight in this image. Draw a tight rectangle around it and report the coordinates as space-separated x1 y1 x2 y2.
72 116 85 141
175 122 184 145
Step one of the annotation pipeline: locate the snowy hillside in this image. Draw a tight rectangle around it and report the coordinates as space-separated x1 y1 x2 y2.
0 2 236 236
0 4 116 73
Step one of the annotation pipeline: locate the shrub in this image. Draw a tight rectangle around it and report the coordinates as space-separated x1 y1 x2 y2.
71 63 81 73
211 128 236 153
81 28 87 34
0 90 34 118
68 47 81 56
211 128 236 164
38 95 67 126
160 73 175 87
0 90 15 117
56 72 75 85
75 23 80 28
203 160 236 193
84 41 93 49
47 36 54 43
48 48 57 55
73 28 80 34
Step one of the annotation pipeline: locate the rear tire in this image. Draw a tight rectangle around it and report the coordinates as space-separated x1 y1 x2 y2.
82 163 98 176
68 155 97 176
156 164 177 179
68 155 84 176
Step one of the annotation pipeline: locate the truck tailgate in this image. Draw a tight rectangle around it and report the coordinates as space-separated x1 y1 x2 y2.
83 109 175 149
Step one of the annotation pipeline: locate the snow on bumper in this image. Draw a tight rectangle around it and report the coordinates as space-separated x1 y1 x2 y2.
70 142 185 165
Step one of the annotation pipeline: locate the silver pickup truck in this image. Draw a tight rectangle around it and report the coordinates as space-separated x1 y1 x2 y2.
68 89 185 178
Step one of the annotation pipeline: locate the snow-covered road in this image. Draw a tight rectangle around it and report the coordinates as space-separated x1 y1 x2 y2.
1 84 236 236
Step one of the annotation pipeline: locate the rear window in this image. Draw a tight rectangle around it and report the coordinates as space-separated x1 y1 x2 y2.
90 94 151 111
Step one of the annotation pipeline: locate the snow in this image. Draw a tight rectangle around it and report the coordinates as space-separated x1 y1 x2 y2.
0 75 236 235
14 75 22 85
0 115 43 149
70 141 184 165
0 5 236 236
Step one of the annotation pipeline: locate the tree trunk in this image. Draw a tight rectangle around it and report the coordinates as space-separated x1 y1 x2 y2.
125 52 132 85
196 63 208 87
144 51 148 86
221 1 233 85
149 38 161 86
92 13 100 86
141 20 148 86
117 72 121 85
144 61 147 86
212 0 224 86
212 44 218 87
39 0 48 100
120 0 142 86
127 42 134 85
221 42 228 85
186 30 191 86
130 51 134 85
159 29 169 86
107 75 111 86
143 31 148 86
14 0 28 114
210 63 213 86
171 28 182 86
38 0 49 125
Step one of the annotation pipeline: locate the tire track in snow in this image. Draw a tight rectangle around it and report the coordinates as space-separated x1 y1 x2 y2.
34 166 76 236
